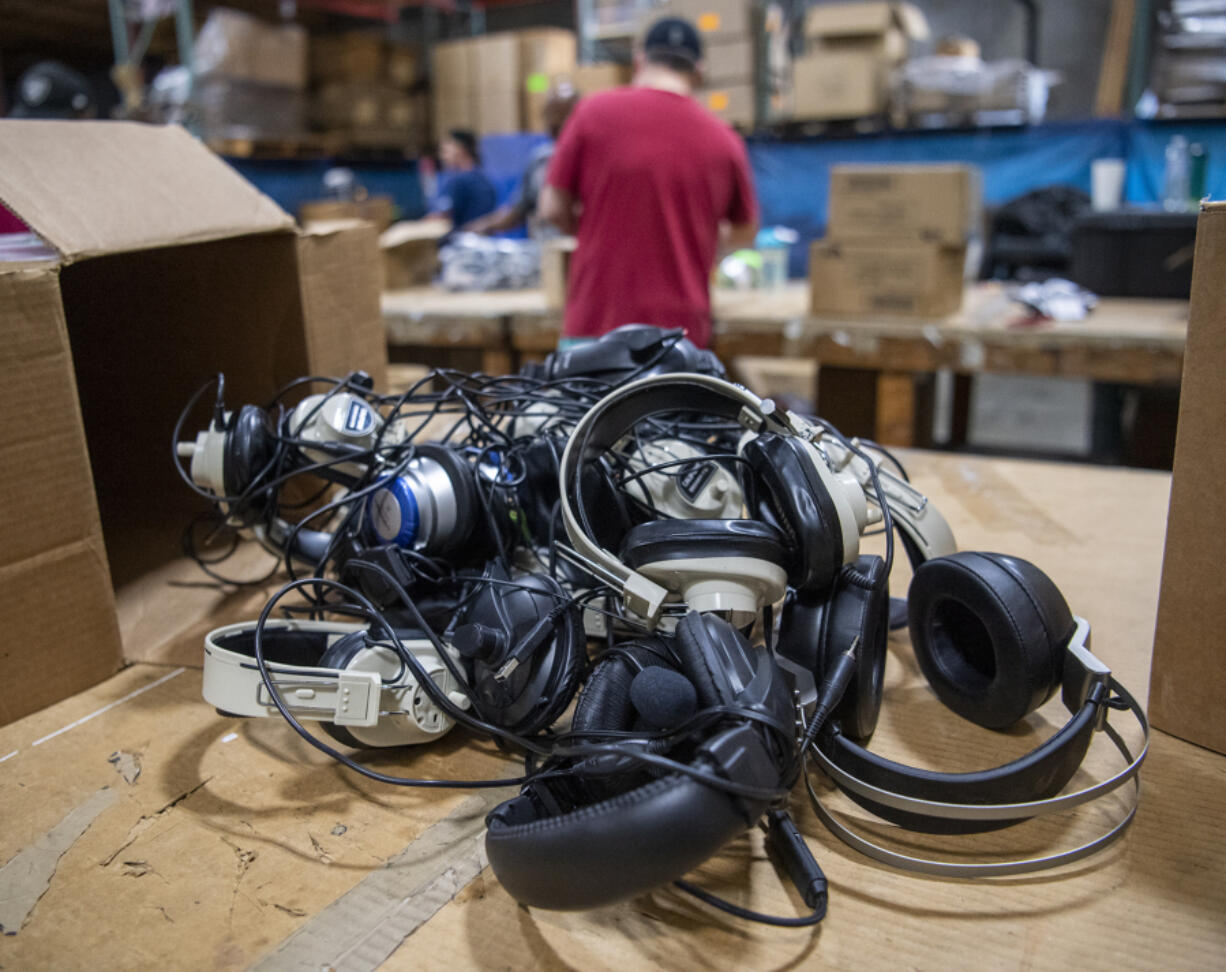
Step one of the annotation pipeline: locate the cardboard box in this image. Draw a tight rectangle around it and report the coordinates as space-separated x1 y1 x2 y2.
380 220 449 289
195 8 308 89
299 196 397 232
792 47 886 119
542 236 578 309
1150 201 1226 755
699 84 755 127
704 37 755 85
432 39 474 96
791 1 928 121
310 32 383 84
809 238 966 318
827 164 982 246
433 93 474 143
574 62 632 96
385 44 422 87
661 0 753 40
312 81 382 130
519 29 578 132
0 120 386 726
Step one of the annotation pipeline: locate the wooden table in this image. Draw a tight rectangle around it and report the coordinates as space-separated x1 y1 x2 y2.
382 283 1188 452
2 451 1222 971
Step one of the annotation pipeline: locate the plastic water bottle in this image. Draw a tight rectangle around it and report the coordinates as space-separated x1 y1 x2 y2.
1163 135 1190 212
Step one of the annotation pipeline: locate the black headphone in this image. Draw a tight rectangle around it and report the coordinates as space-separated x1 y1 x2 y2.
485 611 798 911
779 551 1149 876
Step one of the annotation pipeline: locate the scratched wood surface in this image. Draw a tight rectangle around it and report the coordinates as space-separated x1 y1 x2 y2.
1 452 1223 970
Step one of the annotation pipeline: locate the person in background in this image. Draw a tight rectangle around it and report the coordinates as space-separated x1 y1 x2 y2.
428 129 498 234
538 17 758 349
465 82 580 239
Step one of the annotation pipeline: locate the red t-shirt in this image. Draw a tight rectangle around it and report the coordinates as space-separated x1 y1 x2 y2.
546 87 757 348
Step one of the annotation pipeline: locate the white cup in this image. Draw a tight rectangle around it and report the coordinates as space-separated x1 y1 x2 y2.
1091 158 1126 212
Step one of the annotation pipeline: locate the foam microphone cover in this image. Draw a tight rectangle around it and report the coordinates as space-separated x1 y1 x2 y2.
630 667 698 730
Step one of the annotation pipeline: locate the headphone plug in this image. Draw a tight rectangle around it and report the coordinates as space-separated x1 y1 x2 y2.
764 809 828 910
493 605 569 682
801 636 860 753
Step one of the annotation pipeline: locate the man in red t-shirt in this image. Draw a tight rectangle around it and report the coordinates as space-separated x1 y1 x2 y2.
539 17 758 349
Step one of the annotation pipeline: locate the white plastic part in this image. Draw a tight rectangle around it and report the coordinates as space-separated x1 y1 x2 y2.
635 555 789 628
801 439 866 565
623 438 745 520
288 392 401 479
823 438 958 561
202 619 469 747
180 415 230 495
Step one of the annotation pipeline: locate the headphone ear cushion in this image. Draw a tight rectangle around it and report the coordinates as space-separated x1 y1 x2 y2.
224 404 275 498
908 552 1075 730
778 556 889 741
741 433 844 597
674 612 757 708
572 642 676 734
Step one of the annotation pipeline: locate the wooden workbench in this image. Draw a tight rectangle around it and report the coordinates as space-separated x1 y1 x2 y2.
382 283 1188 449
2 451 1221 970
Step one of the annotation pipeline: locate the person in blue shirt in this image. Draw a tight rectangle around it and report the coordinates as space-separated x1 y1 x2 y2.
429 129 497 234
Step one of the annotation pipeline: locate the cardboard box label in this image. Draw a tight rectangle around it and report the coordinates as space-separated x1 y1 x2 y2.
827 164 982 246
699 12 722 31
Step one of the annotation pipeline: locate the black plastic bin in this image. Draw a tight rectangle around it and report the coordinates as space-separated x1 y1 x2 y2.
1069 209 1198 299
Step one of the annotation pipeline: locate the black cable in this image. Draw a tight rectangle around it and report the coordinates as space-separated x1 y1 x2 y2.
673 879 826 928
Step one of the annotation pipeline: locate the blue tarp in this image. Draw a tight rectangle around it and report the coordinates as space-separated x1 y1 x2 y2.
230 120 1226 274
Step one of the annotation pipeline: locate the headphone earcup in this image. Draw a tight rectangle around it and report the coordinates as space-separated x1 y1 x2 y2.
673 611 756 707
908 552 1075 730
741 433 845 597
411 443 482 558
224 404 276 499
778 555 889 741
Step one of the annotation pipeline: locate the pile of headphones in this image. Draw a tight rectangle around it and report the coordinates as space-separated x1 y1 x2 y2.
175 324 1148 928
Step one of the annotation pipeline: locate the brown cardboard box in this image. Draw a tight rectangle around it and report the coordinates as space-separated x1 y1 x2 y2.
312 81 382 130
704 36 755 86
299 196 397 232
661 0 753 40
1150 202 1226 755
472 34 522 135
385 44 422 87
542 236 578 309
699 84 755 127
196 8 308 89
827 164 982 246
433 93 474 143
809 238 966 318
519 29 578 132
792 47 886 119
310 32 383 84
574 62 632 96
380 220 448 289
432 39 473 96
0 120 386 726
791 1 928 120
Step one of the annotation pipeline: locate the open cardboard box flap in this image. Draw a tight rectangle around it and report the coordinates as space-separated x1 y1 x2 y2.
0 120 293 263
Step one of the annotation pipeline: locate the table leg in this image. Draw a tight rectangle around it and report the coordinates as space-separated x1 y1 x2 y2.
815 366 916 447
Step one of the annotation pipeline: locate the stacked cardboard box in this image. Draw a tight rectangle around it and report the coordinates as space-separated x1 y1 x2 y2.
309 32 427 149
655 0 756 128
791 1 927 121
809 164 980 318
574 62 633 96
192 8 308 138
432 30 577 140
